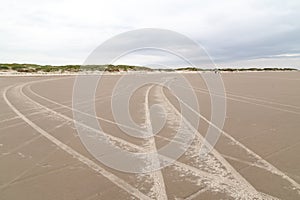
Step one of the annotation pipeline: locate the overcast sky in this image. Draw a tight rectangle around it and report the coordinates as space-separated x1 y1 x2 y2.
1 0 300 68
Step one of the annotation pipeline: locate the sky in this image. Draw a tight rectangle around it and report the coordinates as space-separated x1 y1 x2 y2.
0 0 300 68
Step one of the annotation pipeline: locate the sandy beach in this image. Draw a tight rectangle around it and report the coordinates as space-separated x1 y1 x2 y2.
0 71 299 199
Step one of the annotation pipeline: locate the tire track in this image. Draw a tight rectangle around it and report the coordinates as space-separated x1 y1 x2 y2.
159 84 262 198
165 82 300 193
144 85 168 200
24 76 267 198
173 83 300 114
0 136 75 191
3 85 152 200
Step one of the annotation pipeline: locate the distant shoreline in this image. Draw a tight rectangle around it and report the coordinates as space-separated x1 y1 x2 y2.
0 63 298 76
0 70 298 77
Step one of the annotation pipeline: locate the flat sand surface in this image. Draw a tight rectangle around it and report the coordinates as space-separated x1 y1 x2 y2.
0 72 300 199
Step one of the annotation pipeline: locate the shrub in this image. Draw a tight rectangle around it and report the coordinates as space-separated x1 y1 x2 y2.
0 66 9 70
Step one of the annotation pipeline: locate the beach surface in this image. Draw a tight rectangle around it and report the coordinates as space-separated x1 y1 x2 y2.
0 72 299 199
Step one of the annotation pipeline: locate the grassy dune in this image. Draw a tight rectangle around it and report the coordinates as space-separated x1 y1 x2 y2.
0 63 297 73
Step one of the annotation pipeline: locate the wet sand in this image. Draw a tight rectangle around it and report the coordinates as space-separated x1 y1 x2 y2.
0 72 299 199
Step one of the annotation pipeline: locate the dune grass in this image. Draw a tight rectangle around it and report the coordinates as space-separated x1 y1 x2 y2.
0 63 297 73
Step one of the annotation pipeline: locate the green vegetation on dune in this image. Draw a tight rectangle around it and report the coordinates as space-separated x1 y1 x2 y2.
175 67 298 72
0 63 152 73
102 65 152 72
218 67 297 72
219 67 297 72
0 63 297 73
176 67 201 71
0 66 9 70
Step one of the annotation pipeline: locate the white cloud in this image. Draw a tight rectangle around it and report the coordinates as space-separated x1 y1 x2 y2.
0 0 299 67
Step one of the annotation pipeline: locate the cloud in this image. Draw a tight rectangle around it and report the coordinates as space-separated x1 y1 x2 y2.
0 0 299 68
